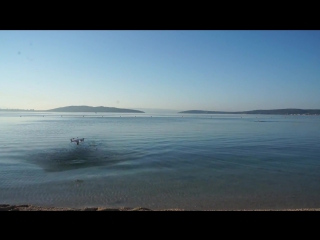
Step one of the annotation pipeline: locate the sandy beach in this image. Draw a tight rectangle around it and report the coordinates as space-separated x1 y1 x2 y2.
1 204 320 211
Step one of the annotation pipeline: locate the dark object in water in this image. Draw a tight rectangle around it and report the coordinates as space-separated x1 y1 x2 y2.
70 137 84 145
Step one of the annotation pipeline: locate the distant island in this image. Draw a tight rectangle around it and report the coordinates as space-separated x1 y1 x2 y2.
0 106 144 113
179 109 320 115
46 106 144 113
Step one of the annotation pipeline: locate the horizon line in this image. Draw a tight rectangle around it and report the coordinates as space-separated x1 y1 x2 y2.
1 105 320 112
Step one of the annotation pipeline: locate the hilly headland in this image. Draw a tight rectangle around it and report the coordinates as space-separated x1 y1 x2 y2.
0 106 144 113
45 106 144 113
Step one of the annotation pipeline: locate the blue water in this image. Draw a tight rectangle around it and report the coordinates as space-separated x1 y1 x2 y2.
1 112 320 210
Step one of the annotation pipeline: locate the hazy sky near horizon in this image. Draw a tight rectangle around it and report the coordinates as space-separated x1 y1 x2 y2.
1 30 320 111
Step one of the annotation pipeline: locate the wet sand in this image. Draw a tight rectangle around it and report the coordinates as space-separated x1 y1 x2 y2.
1 204 320 211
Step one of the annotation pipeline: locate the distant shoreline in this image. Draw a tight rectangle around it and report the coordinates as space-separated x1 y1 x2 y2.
1 108 320 115
179 109 320 115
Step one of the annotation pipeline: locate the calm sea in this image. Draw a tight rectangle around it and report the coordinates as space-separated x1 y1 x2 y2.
1 111 320 210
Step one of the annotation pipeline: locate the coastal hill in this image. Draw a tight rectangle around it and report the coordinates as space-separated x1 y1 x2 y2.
0 106 144 113
179 109 320 115
45 106 144 113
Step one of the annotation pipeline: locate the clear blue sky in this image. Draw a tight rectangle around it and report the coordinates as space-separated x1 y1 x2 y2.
1 30 319 111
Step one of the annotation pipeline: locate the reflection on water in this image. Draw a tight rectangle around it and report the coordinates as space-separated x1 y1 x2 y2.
26 140 141 172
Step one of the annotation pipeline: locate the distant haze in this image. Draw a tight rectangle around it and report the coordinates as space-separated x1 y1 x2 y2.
1 30 320 111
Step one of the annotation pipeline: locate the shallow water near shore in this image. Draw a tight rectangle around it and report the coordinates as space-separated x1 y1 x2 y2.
1 112 320 210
